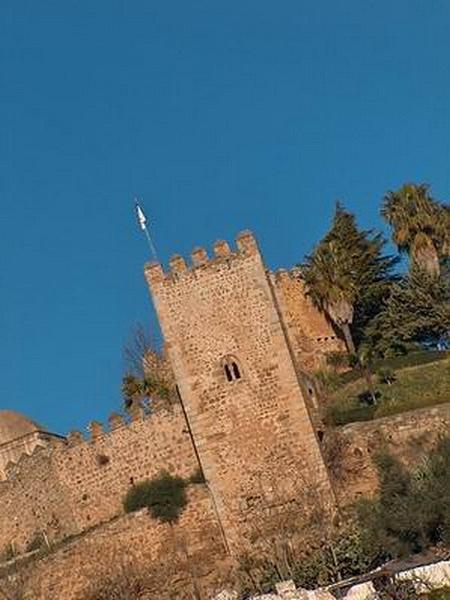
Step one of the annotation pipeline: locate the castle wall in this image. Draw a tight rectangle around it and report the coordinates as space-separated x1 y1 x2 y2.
145 232 334 552
0 405 199 552
271 269 344 372
0 446 77 553
330 402 450 505
0 487 228 600
54 405 198 533
2 404 448 599
0 432 64 481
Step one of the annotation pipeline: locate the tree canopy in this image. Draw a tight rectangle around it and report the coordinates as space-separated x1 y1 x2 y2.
302 203 397 353
364 264 450 356
381 183 449 277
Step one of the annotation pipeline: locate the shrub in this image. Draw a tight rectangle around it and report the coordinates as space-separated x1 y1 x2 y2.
348 353 360 368
123 471 187 523
292 527 377 589
429 588 450 600
235 517 381 596
356 438 450 560
373 576 418 600
326 351 350 369
314 369 342 392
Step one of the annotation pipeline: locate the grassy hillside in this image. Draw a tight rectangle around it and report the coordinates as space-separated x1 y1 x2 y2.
325 355 450 426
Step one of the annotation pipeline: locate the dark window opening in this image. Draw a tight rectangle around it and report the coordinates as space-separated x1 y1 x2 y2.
223 357 242 382
224 364 233 382
232 362 241 380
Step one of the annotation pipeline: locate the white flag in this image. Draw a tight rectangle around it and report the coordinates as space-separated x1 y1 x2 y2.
135 202 147 231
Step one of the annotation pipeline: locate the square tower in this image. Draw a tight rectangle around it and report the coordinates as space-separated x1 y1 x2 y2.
145 231 333 551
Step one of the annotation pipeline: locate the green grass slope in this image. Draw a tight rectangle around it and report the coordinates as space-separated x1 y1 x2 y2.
325 356 450 426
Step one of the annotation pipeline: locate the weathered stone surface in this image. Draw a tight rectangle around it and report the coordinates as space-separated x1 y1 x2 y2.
333 403 450 505
270 269 344 372
145 232 335 552
343 581 377 599
2 487 228 600
0 405 198 551
0 231 447 599
397 559 450 592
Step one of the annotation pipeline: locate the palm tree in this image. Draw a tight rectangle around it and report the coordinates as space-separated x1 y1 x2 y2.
303 203 400 404
381 183 449 277
303 241 357 354
122 372 172 411
302 203 397 356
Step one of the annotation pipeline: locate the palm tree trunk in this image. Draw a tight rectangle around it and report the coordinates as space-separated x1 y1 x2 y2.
341 323 356 355
413 240 440 277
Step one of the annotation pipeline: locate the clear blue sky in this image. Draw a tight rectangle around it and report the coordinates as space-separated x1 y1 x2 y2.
1 1 450 435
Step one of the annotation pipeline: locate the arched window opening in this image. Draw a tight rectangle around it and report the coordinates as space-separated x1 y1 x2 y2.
222 356 243 383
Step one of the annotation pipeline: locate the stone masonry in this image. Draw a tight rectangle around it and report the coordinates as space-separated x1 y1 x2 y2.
0 405 199 552
144 231 336 551
0 230 341 558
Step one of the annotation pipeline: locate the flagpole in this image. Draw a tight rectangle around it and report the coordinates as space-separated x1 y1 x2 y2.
143 226 159 262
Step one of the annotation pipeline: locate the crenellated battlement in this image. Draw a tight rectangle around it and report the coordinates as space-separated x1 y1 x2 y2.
0 230 342 561
272 266 305 284
0 404 195 485
64 403 174 448
0 401 199 553
144 230 260 288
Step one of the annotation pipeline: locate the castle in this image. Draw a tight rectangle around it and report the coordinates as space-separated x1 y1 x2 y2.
1 230 449 599
0 230 343 556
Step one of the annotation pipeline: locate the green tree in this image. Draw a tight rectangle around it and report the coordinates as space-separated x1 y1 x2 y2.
122 324 173 411
381 183 449 277
302 203 397 354
121 372 171 410
356 438 450 560
365 266 450 356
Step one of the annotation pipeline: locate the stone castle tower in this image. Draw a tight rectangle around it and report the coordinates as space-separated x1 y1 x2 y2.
145 230 341 551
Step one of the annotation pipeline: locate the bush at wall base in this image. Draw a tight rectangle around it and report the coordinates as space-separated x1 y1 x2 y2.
123 471 187 524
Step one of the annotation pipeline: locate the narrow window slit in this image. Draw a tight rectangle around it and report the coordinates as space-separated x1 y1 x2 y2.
232 362 241 380
224 364 233 382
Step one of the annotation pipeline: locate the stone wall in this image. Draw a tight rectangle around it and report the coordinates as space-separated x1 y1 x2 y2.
0 445 77 553
1 487 229 600
1 401 448 597
145 232 334 553
54 405 198 533
332 403 450 504
0 431 65 481
270 268 344 372
0 404 199 552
